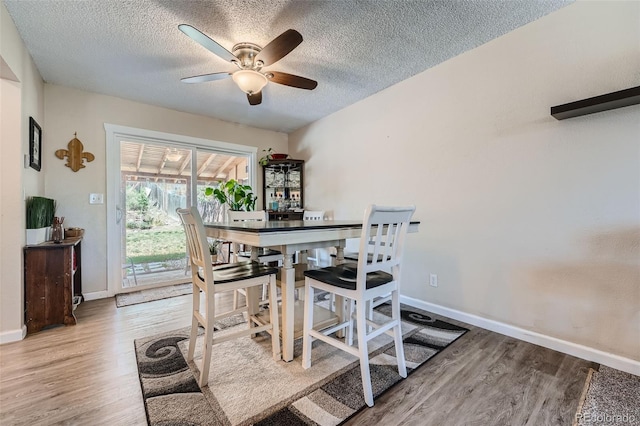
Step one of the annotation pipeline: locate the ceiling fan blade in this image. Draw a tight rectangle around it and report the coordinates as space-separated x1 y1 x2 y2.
268 71 318 90
181 72 231 84
178 24 237 63
255 29 303 67
247 91 262 106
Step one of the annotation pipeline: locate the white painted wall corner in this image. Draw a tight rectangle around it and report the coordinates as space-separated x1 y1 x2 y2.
82 291 110 301
0 325 26 345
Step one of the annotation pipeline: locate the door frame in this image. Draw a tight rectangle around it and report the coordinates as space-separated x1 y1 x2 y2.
104 124 257 297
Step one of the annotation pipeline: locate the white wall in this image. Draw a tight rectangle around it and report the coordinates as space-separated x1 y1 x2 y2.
2 0 287 337
0 2 45 342
43 84 287 295
290 1 640 362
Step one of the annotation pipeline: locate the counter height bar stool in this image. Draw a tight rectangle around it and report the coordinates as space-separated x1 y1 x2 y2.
331 238 394 320
177 207 280 387
301 204 415 407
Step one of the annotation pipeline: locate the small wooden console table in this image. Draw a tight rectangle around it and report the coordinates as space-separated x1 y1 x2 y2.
24 237 83 334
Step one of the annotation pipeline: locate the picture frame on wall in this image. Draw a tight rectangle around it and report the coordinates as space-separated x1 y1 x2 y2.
29 117 41 171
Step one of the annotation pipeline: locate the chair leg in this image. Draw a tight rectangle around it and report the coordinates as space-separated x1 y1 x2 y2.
356 303 374 407
268 275 281 360
301 281 314 369
346 298 355 347
233 289 239 310
334 295 347 338
198 291 216 387
366 299 373 333
246 286 259 338
187 285 200 362
391 290 407 378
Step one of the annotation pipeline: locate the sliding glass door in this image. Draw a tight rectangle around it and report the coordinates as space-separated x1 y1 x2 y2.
105 124 256 296
120 142 192 289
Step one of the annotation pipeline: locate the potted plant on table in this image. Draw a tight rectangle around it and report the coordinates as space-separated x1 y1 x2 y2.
205 179 257 211
208 238 221 263
26 196 57 244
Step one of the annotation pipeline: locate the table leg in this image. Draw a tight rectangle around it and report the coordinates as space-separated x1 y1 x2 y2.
282 252 296 362
298 250 308 265
334 245 345 266
246 285 260 338
334 244 346 336
232 242 241 263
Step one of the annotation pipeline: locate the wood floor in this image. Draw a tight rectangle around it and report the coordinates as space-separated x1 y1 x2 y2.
0 293 597 426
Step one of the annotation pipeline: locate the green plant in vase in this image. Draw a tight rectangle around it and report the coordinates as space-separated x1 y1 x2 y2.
259 148 274 166
208 238 221 262
26 196 56 229
26 196 57 244
208 239 220 255
205 179 257 211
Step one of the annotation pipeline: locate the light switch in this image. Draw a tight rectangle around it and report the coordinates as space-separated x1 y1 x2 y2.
89 193 104 204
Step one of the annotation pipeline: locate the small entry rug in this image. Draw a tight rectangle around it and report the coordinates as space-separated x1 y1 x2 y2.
574 366 640 426
116 283 193 307
134 304 467 425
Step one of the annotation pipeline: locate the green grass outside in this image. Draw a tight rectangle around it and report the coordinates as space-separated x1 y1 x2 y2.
126 227 186 264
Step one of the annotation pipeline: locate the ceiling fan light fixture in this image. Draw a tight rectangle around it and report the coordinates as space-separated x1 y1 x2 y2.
232 70 267 95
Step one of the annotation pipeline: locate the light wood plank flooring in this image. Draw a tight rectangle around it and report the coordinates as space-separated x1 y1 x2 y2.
0 294 596 425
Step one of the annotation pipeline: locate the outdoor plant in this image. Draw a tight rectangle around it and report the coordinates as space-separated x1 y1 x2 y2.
205 179 257 211
126 185 159 229
126 186 150 213
26 196 56 229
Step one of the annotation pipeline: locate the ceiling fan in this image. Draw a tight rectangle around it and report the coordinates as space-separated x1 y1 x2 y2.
178 25 318 106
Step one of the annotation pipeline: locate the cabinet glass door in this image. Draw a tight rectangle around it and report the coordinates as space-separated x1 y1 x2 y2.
264 160 303 214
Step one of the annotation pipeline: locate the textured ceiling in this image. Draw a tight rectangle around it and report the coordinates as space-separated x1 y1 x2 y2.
4 0 571 134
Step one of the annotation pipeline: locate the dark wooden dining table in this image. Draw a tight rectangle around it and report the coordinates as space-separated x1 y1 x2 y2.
205 219 420 361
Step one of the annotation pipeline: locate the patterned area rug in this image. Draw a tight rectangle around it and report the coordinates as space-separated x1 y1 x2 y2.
134 304 467 425
574 366 640 426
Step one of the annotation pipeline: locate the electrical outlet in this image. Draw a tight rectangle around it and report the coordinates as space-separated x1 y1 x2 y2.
89 193 104 204
429 274 438 287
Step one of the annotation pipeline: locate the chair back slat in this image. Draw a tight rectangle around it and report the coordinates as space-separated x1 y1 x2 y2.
227 210 268 222
357 205 415 289
177 206 214 284
303 210 324 221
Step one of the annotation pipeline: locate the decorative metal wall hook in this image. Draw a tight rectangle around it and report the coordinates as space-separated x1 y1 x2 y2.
55 133 95 172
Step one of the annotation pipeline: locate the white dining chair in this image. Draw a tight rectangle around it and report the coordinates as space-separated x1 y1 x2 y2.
177 206 280 387
122 257 138 287
227 210 284 263
227 210 283 308
303 210 324 221
331 238 394 317
302 210 325 266
301 204 415 407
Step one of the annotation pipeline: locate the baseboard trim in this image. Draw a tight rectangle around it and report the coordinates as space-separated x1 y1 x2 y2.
0 325 26 345
83 290 110 301
400 296 640 376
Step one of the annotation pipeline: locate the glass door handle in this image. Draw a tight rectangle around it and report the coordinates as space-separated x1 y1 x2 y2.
116 206 123 224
